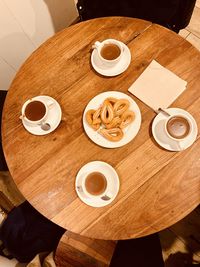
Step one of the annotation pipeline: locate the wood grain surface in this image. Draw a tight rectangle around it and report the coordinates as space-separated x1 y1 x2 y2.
2 17 200 240
55 231 116 267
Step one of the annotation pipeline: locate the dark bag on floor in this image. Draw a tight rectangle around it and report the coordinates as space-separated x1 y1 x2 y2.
0 201 65 262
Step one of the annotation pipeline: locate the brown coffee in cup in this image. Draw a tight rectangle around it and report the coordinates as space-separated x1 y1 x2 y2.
85 172 107 196
166 116 191 139
100 44 121 60
25 100 46 121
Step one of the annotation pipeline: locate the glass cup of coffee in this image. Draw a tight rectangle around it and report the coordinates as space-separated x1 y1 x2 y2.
93 39 124 68
21 98 49 126
80 171 112 201
165 114 193 149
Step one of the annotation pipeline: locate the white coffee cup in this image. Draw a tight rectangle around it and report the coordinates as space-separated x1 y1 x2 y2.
93 39 124 68
77 171 113 201
164 113 193 150
20 98 52 126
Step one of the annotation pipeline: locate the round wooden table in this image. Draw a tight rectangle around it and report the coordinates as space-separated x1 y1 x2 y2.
2 17 200 240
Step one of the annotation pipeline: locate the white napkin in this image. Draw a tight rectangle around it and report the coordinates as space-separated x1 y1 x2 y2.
128 60 187 111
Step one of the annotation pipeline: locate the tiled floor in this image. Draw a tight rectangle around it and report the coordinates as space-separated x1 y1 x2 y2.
0 3 200 267
160 208 200 266
179 0 200 51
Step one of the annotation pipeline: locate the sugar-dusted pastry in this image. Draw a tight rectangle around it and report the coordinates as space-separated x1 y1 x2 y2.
105 116 121 129
105 97 118 106
92 107 101 125
99 128 124 142
85 96 134 140
113 99 130 116
86 109 96 125
91 123 101 131
86 109 100 131
100 100 114 124
120 110 135 129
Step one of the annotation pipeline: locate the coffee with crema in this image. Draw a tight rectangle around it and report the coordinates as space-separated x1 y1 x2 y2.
25 100 46 121
85 172 107 196
100 44 121 60
166 116 191 139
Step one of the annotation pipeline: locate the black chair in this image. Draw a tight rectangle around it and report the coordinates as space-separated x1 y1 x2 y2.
0 201 65 263
0 90 8 171
110 233 164 267
77 0 196 32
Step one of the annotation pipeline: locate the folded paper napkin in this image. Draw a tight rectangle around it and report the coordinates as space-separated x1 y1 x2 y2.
128 60 187 111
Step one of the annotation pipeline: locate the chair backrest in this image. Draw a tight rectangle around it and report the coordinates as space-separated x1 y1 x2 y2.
0 191 14 214
0 90 8 171
77 0 196 32
55 231 116 267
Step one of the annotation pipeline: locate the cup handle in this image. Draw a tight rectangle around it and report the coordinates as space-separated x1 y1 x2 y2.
177 142 184 151
19 114 24 120
92 41 101 50
46 100 54 108
121 46 125 53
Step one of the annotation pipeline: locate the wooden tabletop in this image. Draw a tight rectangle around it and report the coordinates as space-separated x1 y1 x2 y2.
2 17 200 240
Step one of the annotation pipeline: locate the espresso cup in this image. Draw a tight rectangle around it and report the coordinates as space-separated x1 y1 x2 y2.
93 39 124 67
165 114 193 146
21 98 49 126
80 171 113 200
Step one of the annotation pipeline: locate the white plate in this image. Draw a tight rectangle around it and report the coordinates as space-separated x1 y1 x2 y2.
83 91 142 148
91 42 131 77
22 95 62 135
152 108 198 151
75 161 120 208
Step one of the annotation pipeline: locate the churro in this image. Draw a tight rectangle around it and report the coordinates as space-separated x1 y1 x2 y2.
85 97 135 141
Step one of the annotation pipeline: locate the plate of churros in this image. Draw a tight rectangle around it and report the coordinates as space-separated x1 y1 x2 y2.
83 91 141 148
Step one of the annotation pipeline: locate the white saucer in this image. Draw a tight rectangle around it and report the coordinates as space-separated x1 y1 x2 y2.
152 108 198 151
75 161 120 208
91 42 131 76
83 91 142 148
22 95 62 135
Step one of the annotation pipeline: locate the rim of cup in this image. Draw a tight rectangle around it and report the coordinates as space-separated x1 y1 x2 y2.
21 99 48 124
94 39 123 63
81 171 109 199
164 114 193 142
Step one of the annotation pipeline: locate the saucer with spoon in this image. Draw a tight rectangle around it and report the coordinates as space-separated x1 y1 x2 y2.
75 161 120 208
20 95 62 135
152 108 197 151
